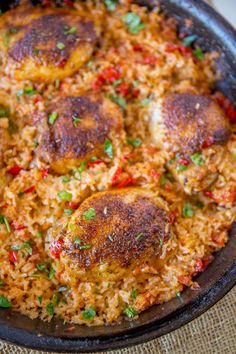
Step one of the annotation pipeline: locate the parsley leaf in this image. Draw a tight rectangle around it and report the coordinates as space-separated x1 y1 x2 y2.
123 306 138 318
122 12 145 34
83 208 96 220
182 202 194 218
127 138 142 148
0 296 11 308
58 190 72 202
104 0 118 11
82 307 96 320
48 112 58 125
104 138 113 159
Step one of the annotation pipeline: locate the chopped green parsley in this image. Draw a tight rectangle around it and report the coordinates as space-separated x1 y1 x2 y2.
82 307 96 320
83 208 96 220
48 111 58 125
58 190 72 202
123 306 138 318
122 12 145 35
182 202 194 218
104 138 113 159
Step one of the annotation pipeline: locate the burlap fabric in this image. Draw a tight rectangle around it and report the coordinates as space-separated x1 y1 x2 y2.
0 286 235 354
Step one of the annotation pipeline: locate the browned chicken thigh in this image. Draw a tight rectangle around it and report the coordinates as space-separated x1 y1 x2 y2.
34 93 124 174
0 5 99 82
149 93 231 194
48 188 172 283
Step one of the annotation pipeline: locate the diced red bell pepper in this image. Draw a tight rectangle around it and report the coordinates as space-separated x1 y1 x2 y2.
203 190 214 199
100 67 121 84
169 209 177 224
24 185 36 194
40 169 48 179
132 88 140 98
64 0 74 7
88 160 103 168
178 275 191 286
115 177 135 188
9 250 18 263
143 54 157 66
111 167 122 186
165 43 179 53
176 158 190 167
212 233 225 247
150 169 161 179
57 58 67 68
68 202 79 210
133 44 144 52
7 165 22 176
11 222 26 231
34 95 42 104
50 239 64 259
116 82 129 97
201 137 214 149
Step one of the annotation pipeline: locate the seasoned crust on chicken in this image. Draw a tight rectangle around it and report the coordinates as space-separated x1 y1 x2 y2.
34 93 124 174
149 93 231 194
48 188 171 282
0 6 99 82
150 93 230 156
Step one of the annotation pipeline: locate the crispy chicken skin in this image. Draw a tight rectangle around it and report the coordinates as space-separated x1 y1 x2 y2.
0 5 99 82
48 188 171 282
34 93 124 174
150 93 231 194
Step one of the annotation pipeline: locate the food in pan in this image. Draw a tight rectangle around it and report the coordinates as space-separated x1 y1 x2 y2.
0 0 235 326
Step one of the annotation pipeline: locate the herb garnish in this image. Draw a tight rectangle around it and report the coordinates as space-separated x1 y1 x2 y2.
48 111 58 125
83 208 96 220
0 215 11 233
82 307 96 320
182 34 197 47
127 138 142 148
0 296 11 308
104 0 118 11
57 42 65 50
123 306 138 318
58 190 72 202
104 138 113 159
182 202 194 218
122 13 145 34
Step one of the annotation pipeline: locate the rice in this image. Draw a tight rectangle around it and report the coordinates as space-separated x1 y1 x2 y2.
0 0 235 326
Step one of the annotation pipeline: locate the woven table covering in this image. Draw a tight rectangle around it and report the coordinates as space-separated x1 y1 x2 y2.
0 286 235 354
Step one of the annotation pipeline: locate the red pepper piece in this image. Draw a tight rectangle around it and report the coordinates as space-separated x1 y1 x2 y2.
195 258 204 273
24 185 36 194
40 169 49 179
150 169 161 179
143 54 157 65
203 190 214 199
133 44 144 52
34 95 42 104
116 82 129 97
11 222 27 231
132 88 140 98
50 239 64 259
88 160 103 168
100 67 121 84
7 165 22 176
68 202 79 210
116 177 135 188
111 167 122 186
178 275 191 286
201 137 214 149
176 158 190 167
64 0 74 7
212 233 225 247
57 58 67 68
169 209 177 224
165 43 179 53
9 250 18 263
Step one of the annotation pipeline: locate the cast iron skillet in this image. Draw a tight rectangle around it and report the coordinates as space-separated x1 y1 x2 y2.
0 0 235 352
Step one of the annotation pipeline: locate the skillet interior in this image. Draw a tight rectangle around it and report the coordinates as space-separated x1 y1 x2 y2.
0 0 235 352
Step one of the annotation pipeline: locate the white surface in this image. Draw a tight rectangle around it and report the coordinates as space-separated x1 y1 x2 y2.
207 0 236 27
